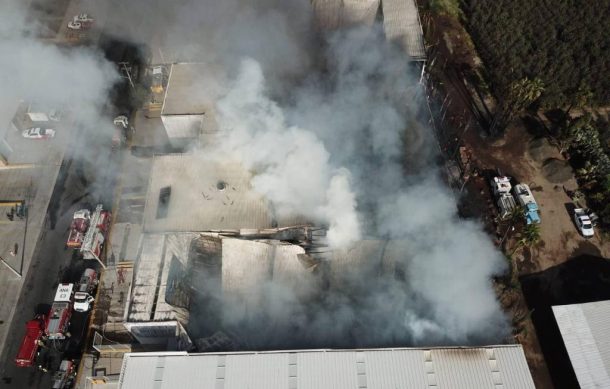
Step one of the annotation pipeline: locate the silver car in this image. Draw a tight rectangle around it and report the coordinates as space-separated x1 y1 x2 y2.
22 127 56 139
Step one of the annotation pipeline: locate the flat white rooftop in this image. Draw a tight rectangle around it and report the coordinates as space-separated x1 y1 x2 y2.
161 63 212 116
143 154 302 233
553 300 610 389
117 346 535 389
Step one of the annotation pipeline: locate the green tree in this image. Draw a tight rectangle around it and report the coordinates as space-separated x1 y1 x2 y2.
565 86 593 120
506 204 525 225
511 223 541 255
490 77 544 135
428 0 462 18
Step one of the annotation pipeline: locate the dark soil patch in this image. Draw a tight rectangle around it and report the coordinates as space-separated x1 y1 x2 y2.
542 159 573 183
528 137 556 163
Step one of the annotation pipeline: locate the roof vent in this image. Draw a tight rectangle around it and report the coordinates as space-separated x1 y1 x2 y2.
216 181 227 191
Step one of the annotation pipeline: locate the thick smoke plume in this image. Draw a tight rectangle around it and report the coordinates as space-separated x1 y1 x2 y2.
0 1 117 137
211 59 361 246
0 0 120 208
101 0 509 346
201 48 507 346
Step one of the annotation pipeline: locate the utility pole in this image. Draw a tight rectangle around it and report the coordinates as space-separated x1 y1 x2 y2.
119 62 135 90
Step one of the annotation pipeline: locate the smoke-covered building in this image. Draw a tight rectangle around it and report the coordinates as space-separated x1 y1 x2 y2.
381 0 426 61
122 231 319 350
124 152 317 348
311 0 381 30
311 0 425 63
123 233 194 349
143 154 307 233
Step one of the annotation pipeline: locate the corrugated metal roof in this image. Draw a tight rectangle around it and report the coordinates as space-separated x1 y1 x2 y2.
128 234 171 322
128 233 195 323
312 0 379 30
553 300 610 388
118 346 535 389
381 0 426 60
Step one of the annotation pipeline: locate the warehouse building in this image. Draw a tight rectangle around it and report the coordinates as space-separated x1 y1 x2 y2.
311 0 380 30
123 233 194 349
552 300 610 388
311 0 425 63
114 346 535 389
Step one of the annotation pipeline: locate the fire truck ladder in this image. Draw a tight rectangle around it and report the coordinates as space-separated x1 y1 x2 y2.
81 205 105 267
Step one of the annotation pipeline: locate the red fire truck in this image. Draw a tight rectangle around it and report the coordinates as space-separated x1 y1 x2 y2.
14 284 74 367
14 314 46 367
80 204 111 264
45 283 74 340
66 209 91 248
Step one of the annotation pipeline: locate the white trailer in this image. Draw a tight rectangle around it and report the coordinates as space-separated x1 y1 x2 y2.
490 176 517 219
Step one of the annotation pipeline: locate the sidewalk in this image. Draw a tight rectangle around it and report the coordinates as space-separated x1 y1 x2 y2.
0 153 64 359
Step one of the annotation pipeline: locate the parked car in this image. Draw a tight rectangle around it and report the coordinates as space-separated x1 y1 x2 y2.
22 128 55 139
73 293 95 313
77 268 98 293
67 14 94 30
52 360 75 389
113 115 129 128
573 208 594 238
513 183 541 224
67 20 82 30
73 268 97 312
73 13 94 23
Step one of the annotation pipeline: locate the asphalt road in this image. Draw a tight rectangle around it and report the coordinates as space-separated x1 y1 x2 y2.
0 160 86 388
0 135 117 388
0 1 137 386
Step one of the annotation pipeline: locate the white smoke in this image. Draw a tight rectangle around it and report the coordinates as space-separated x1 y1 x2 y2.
0 1 117 129
324 171 361 247
197 42 508 344
0 0 118 169
97 0 510 345
212 58 361 247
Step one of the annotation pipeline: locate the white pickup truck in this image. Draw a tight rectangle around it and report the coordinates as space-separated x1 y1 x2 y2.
573 208 594 238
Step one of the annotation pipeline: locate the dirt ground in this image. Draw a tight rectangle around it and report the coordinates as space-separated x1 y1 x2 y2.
465 123 610 272
463 121 610 389
421 7 610 388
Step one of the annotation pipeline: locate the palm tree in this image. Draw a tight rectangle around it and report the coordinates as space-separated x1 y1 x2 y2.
564 86 593 120
490 77 545 136
506 204 525 225
511 223 541 255
499 204 525 246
